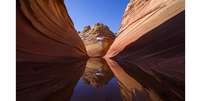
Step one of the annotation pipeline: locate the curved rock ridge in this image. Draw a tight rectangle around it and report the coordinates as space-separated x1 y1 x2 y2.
79 23 115 57
114 11 185 80
17 0 87 62
108 6 185 100
104 2 185 100
105 0 185 57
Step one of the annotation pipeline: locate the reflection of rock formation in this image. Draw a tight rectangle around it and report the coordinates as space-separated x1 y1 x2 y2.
82 58 113 88
104 1 185 100
120 61 184 101
105 59 153 101
17 0 87 62
106 58 184 101
79 23 115 57
16 60 87 101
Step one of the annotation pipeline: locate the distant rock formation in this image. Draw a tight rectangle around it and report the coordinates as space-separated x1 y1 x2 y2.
79 23 115 57
17 0 87 62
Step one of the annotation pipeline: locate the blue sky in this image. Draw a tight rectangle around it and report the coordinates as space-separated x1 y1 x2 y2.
64 0 129 33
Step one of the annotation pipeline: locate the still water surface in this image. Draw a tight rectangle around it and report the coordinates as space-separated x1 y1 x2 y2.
17 58 184 101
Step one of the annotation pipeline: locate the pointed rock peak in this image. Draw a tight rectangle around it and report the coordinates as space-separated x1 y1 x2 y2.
82 25 91 33
79 23 115 57
93 23 110 31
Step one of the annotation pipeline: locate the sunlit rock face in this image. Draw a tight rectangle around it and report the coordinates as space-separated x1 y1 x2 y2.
105 1 185 100
106 0 185 57
79 23 115 57
114 11 185 80
105 0 185 91
17 0 87 62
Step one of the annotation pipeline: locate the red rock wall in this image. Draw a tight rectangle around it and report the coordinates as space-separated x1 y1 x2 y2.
105 1 185 99
114 10 185 86
17 0 87 62
105 0 185 57
111 9 185 101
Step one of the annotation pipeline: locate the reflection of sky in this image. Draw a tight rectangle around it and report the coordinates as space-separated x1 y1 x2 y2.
64 0 129 32
70 77 122 101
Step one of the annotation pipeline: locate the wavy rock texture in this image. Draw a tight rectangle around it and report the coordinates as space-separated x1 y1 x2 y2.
105 0 185 57
105 0 185 88
105 1 185 100
114 11 185 80
79 23 115 57
17 0 87 62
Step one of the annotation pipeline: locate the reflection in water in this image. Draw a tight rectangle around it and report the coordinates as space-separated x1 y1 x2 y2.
16 60 87 101
70 58 122 101
106 58 184 101
17 58 185 101
82 58 113 88
106 59 153 101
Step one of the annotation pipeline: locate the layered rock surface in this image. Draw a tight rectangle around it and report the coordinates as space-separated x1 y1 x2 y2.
105 0 185 57
114 11 185 80
105 0 185 84
16 0 185 100
105 1 185 100
79 23 115 57
17 0 87 62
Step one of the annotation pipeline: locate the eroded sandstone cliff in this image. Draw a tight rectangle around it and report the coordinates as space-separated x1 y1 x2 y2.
105 0 185 57
17 0 87 62
105 1 185 100
105 0 185 84
79 23 115 57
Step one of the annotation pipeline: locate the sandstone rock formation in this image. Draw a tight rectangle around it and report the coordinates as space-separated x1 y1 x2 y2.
114 11 185 81
17 0 185 100
105 0 185 57
17 0 87 62
79 23 115 57
104 1 185 100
